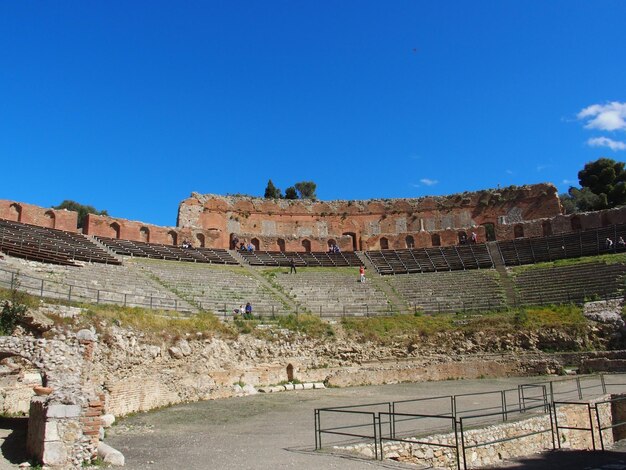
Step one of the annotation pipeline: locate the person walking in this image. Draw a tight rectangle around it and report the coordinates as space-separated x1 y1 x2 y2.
289 257 297 274
359 265 365 283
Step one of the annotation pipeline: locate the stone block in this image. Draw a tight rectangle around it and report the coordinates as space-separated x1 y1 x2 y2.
283 384 295 391
44 421 59 441
42 441 67 466
313 382 326 389
303 383 314 390
294 384 304 390
101 414 115 428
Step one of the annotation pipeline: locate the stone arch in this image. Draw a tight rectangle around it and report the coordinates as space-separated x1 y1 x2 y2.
277 238 286 252
405 235 414 249
571 216 582 231
8 203 22 222
327 239 337 250
601 212 611 227
457 231 467 245
343 232 357 251
139 226 150 243
431 233 441 247
43 210 56 229
110 222 121 239
286 363 294 382
482 223 496 241
542 220 552 237
301 239 311 252
379 237 389 250
251 238 260 251
513 224 524 238
167 230 178 246
196 233 205 247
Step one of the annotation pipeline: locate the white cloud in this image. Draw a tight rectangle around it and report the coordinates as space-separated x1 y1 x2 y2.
577 101 626 131
562 179 577 185
505 169 514 175
587 136 626 151
536 164 550 172
420 178 438 186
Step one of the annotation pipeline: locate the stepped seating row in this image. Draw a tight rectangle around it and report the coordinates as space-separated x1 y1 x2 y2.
387 269 506 314
239 250 361 267
365 244 493 275
511 262 626 306
135 259 287 316
96 237 238 265
0 255 193 312
271 270 391 316
0 219 120 266
497 224 626 266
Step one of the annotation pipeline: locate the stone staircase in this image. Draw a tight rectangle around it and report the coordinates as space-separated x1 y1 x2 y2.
487 241 517 308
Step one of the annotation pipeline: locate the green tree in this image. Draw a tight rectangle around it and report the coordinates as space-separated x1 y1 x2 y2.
294 181 317 200
578 158 626 208
560 187 606 214
264 179 282 199
284 186 298 200
0 283 28 335
53 200 108 229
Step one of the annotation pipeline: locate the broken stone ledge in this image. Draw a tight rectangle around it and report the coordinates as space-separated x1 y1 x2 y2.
257 382 325 393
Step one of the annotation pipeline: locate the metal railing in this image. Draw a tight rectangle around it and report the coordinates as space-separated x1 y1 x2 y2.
314 374 626 468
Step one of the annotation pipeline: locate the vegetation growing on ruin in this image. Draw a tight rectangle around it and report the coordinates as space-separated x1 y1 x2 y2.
53 199 108 228
340 305 586 345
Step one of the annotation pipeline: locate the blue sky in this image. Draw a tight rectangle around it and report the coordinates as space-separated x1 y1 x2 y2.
1 1 625 226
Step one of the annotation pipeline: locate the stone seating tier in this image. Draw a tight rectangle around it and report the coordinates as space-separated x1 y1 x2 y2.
511 261 626 305
0 218 121 266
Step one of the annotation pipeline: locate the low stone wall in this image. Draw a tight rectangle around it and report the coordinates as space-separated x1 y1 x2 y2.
339 396 624 469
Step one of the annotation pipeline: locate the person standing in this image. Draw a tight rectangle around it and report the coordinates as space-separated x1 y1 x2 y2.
290 257 297 274
244 302 253 319
359 265 365 283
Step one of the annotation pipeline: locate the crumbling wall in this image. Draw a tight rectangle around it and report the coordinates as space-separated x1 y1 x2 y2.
0 200 78 232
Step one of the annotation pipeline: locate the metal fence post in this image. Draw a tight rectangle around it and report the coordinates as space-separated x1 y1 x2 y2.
97 290 100 304
40 279 44 298
123 293 127 307
68 285 72 302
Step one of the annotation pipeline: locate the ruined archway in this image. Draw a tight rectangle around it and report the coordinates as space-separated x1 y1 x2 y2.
301 239 311 252
286 364 294 382
168 230 178 246
277 238 286 252
380 237 389 250
457 231 467 245
514 224 524 238
405 235 414 249
542 220 552 237
251 238 260 251
571 216 582 231
196 233 205 247
482 223 496 241
139 227 150 243
109 222 121 239
43 211 55 229
342 232 357 251
8 203 22 222
431 233 441 247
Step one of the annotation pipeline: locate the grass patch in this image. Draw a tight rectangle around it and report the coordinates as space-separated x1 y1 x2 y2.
341 305 587 345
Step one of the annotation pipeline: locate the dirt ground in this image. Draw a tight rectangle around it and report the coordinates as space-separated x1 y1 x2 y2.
104 376 626 470
1 376 625 469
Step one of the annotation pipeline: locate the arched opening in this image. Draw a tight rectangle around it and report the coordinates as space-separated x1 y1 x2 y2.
277 238 286 252
139 227 150 243
379 237 389 250
302 239 311 252
230 233 241 250
168 230 178 246
110 222 121 239
251 238 260 251
327 239 337 252
571 216 582 231
482 223 496 242
286 363 294 382
43 210 56 229
8 203 22 222
342 232 357 251
405 235 414 249
513 224 524 238
196 233 205 247
431 233 441 247
601 212 611 227
542 220 552 237
457 231 467 245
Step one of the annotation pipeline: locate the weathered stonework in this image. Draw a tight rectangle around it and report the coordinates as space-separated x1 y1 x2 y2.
0 200 78 232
